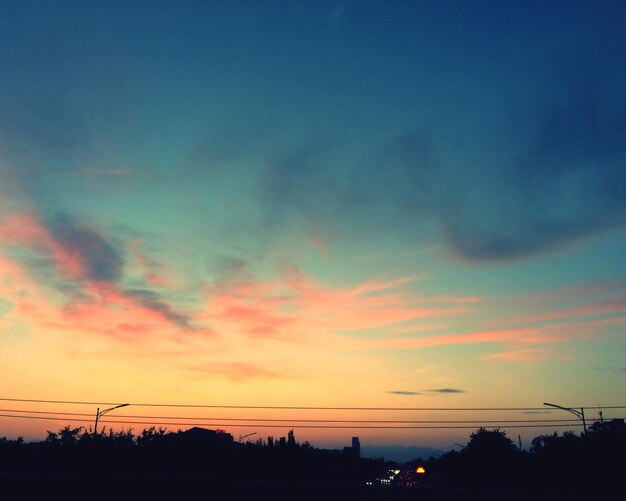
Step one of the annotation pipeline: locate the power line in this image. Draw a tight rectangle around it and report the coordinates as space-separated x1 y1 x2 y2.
0 413 588 430
2 397 624 411
0 408 595 424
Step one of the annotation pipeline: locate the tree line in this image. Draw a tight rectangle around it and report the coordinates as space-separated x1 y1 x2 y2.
0 425 384 484
1 419 624 492
417 420 625 492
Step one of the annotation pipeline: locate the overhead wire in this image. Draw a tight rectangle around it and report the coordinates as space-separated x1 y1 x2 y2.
2 397 624 411
0 413 590 429
1 397 621 433
0 407 590 423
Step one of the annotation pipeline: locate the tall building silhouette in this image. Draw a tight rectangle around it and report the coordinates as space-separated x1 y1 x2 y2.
352 436 361 458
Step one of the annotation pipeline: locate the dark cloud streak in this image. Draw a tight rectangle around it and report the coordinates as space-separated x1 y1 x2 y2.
49 214 124 283
5 213 195 331
388 388 466 396
124 289 193 330
247 21 626 263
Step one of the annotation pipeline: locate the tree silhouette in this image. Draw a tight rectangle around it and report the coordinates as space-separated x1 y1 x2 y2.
46 426 84 446
465 427 518 456
436 428 526 488
4 423 624 493
136 426 168 447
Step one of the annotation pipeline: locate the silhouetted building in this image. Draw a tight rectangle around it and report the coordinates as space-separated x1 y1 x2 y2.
288 429 296 447
180 427 234 444
352 436 361 458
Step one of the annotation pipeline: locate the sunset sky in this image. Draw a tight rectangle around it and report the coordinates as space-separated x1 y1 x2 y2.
0 0 625 449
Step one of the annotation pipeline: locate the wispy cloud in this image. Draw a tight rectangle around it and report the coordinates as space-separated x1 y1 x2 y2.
79 168 133 175
0 211 122 286
0 211 477 374
388 388 466 396
123 289 193 329
0 211 200 337
244 41 626 264
528 297 626 323
484 349 544 362
202 266 471 342
187 361 292 382
594 366 626 375
48 214 124 283
428 388 465 394
3 207 623 380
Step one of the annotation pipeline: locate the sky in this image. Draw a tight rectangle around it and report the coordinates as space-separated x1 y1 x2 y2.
0 0 625 449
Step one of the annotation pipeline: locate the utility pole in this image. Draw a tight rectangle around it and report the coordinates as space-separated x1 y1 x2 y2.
543 402 587 436
94 404 129 436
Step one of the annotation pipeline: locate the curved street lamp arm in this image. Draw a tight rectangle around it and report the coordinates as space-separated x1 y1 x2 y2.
94 403 130 435
98 403 129 417
239 432 257 442
543 402 587 435
543 402 583 420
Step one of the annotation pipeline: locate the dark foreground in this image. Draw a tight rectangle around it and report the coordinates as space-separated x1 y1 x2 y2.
2 473 625 501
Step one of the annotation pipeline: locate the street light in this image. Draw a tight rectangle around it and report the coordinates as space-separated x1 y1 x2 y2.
94 404 129 435
239 432 257 442
543 402 587 436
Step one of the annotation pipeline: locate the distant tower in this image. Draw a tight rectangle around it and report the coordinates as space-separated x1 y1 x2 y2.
352 436 361 458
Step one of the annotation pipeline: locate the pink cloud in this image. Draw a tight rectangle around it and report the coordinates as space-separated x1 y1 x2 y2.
505 279 626 322
342 312 626 359
474 280 626 353
0 212 85 280
3 210 623 369
14 209 624 371
202 267 472 341
360 326 536 350
484 348 543 361
186 362 292 382
3 278 197 344
0 212 206 344
117 323 152 334
127 239 178 289
529 297 626 322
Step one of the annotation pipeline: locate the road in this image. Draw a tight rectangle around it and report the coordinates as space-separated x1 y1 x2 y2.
1 472 624 500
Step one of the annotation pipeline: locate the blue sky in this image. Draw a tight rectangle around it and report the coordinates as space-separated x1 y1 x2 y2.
0 1 625 446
